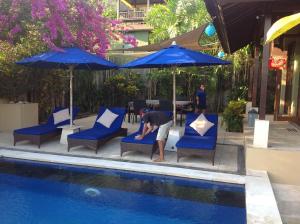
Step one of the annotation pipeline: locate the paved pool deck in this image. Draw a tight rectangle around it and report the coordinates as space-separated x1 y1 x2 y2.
244 116 300 224
0 115 245 175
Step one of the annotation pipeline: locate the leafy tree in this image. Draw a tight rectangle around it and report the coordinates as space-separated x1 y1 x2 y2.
222 100 246 132
102 73 145 107
0 29 47 101
0 0 137 56
146 0 211 44
73 71 102 113
0 0 137 119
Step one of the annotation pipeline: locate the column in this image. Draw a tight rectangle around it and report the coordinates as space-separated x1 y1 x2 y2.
259 15 272 119
117 0 120 19
279 69 287 114
147 0 150 12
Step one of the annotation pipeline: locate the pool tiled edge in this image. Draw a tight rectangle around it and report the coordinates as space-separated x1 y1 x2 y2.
0 148 282 224
0 148 244 184
246 170 283 224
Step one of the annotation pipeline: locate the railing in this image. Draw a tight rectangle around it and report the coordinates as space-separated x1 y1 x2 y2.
119 10 145 20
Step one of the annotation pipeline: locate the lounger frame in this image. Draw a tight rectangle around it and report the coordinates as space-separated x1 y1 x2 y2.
67 128 128 154
120 141 158 159
177 147 216 165
13 130 61 148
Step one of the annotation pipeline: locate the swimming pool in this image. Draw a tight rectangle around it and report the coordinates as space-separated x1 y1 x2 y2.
0 158 246 224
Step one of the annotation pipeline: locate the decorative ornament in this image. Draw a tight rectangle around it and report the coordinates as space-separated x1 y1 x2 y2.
204 24 216 37
218 51 225 58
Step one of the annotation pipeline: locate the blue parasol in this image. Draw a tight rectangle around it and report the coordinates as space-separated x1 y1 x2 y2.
122 42 230 125
17 47 118 126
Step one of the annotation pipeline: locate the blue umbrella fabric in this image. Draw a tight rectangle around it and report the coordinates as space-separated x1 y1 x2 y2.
122 43 230 125
17 47 118 70
17 47 118 126
122 44 230 68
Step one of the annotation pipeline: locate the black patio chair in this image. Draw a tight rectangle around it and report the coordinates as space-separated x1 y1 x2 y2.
177 102 194 126
158 99 173 111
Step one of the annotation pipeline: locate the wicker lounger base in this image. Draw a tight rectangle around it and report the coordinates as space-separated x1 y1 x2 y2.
177 148 216 165
120 142 158 159
13 130 61 148
67 128 128 154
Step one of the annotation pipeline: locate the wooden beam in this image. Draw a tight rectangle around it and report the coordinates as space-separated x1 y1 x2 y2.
218 0 283 5
282 33 300 38
259 15 272 119
120 0 134 9
270 3 300 13
214 2 232 53
147 0 150 12
274 70 281 121
248 64 254 100
252 46 259 107
204 0 232 53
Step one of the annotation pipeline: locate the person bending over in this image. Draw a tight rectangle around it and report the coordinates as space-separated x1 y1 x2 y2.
135 109 173 162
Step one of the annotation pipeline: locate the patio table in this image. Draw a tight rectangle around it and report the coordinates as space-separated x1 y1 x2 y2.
58 125 82 145
146 99 159 106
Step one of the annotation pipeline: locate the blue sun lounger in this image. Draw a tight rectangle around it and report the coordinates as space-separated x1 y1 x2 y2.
121 122 159 159
67 107 127 154
13 107 79 148
120 111 173 159
176 113 218 165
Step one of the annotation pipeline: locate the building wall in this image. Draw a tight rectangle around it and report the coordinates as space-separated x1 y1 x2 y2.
291 40 300 116
279 69 286 114
0 98 8 103
110 30 150 50
130 31 149 46
0 103 38 131
278 38 300 117
120 2 148 11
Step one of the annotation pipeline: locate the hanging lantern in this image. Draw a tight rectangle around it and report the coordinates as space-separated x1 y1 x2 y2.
204 24 216 37
218 51 225 58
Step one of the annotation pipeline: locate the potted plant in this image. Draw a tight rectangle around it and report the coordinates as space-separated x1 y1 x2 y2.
222 100 246 132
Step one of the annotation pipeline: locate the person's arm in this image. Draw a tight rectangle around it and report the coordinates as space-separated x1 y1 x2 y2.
143 123 153 136
196 96 199 105
135 122 153 140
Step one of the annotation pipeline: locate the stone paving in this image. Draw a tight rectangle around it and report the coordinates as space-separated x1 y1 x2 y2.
0 114 245 174
272 184 300 224
244 116 300 224
244 118 300 152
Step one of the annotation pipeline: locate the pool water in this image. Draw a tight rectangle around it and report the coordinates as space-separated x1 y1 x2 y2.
0 158 246 224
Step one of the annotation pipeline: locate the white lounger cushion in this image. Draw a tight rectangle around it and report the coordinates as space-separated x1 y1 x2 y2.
190 113 214 136
53 108 70 125
97 109 119 128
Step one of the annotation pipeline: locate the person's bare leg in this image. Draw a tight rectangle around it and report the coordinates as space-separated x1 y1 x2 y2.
154 140 165 162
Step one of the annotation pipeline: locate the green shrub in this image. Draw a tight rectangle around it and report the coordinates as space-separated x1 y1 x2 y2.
222 100 246 132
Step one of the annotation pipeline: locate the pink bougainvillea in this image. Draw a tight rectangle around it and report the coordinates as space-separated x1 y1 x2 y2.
0 0 137 56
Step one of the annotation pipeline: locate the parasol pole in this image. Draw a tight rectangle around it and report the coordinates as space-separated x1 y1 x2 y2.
69 65 75 127
171 41 177 127
172 68 176 126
